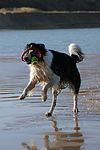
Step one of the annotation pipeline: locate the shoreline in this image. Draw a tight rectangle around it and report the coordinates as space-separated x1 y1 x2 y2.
0 12 100 30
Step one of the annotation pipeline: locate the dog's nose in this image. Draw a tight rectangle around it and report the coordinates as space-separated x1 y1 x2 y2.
24 56 29 61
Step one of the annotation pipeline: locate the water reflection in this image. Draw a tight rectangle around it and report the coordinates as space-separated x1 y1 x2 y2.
21 140 38 150
21 114 84 150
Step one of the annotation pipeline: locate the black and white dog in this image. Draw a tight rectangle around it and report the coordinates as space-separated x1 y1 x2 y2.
19 43 84 116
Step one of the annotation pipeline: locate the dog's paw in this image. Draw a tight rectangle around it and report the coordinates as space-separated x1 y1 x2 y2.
72 108 79 113
45 112 52 117
41 91 47 102
19 93 26 100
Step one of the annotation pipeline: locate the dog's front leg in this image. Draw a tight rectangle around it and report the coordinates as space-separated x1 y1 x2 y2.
19 80 37 100
45 90 58 116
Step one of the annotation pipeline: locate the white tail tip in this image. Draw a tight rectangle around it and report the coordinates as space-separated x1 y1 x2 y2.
68 43 84 63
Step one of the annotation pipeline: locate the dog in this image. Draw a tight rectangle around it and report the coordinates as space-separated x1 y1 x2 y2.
19 43 84 116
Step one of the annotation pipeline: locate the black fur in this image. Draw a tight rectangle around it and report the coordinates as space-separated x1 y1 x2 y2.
50 50 81 94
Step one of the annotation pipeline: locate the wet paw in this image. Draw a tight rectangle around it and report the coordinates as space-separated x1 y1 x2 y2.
41 91 47 102
45 112 52 117
72 108 79 113
19 93 26 100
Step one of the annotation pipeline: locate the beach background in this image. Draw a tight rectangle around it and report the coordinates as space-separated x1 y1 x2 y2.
0 1 100 149
0 29 100 150
0 0 100 30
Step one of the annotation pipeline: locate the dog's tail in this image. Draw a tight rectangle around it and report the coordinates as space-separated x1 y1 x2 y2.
68 43 84 63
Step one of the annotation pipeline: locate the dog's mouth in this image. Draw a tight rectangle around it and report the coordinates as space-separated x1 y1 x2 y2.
23 56 39 65
31 56 39 65
25 57 39 65
26 60 31 64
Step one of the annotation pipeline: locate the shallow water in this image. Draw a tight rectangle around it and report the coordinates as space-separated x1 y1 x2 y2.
0 29 100 150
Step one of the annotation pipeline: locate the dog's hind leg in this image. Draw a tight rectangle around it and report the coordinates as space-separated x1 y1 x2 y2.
72 94 79 113
45 90 58 117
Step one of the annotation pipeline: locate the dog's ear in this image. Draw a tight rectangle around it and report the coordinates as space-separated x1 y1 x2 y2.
24 43 45 50
24 43 34 50
36 44 47 55
37 44 45 49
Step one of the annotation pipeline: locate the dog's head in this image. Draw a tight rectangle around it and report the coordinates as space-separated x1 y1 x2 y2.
21 43 47 65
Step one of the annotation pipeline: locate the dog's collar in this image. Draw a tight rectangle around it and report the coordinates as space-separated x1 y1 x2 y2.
21 47 42 62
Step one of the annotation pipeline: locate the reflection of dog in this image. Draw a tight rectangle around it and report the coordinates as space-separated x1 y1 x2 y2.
19 43 84 116
21 115 84 150
43 115 84 150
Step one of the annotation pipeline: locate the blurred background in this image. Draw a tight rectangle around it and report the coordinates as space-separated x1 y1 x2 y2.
0 0 100 30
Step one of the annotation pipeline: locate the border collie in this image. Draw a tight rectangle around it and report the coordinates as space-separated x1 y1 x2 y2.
19 43 84 116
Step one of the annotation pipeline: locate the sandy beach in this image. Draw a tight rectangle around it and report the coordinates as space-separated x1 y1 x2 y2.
0 51 100 149
0 28 100 150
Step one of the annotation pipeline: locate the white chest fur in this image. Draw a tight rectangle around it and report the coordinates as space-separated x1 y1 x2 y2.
29 50 60 85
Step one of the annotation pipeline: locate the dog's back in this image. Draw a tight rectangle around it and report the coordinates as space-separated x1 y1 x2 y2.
50 45 83 95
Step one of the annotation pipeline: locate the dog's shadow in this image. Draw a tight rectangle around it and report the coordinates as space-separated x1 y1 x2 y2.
21 114 84 150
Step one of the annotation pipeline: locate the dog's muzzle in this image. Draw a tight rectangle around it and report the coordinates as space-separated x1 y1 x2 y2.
23 54 31 64
21 47 42 65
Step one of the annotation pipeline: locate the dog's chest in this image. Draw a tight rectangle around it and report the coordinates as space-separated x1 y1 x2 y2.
30 64 55 83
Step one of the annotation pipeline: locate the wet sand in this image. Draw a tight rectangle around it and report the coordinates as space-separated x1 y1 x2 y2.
0 53 100 150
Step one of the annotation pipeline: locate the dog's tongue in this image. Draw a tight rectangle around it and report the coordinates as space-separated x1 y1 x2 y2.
31 56 38 64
